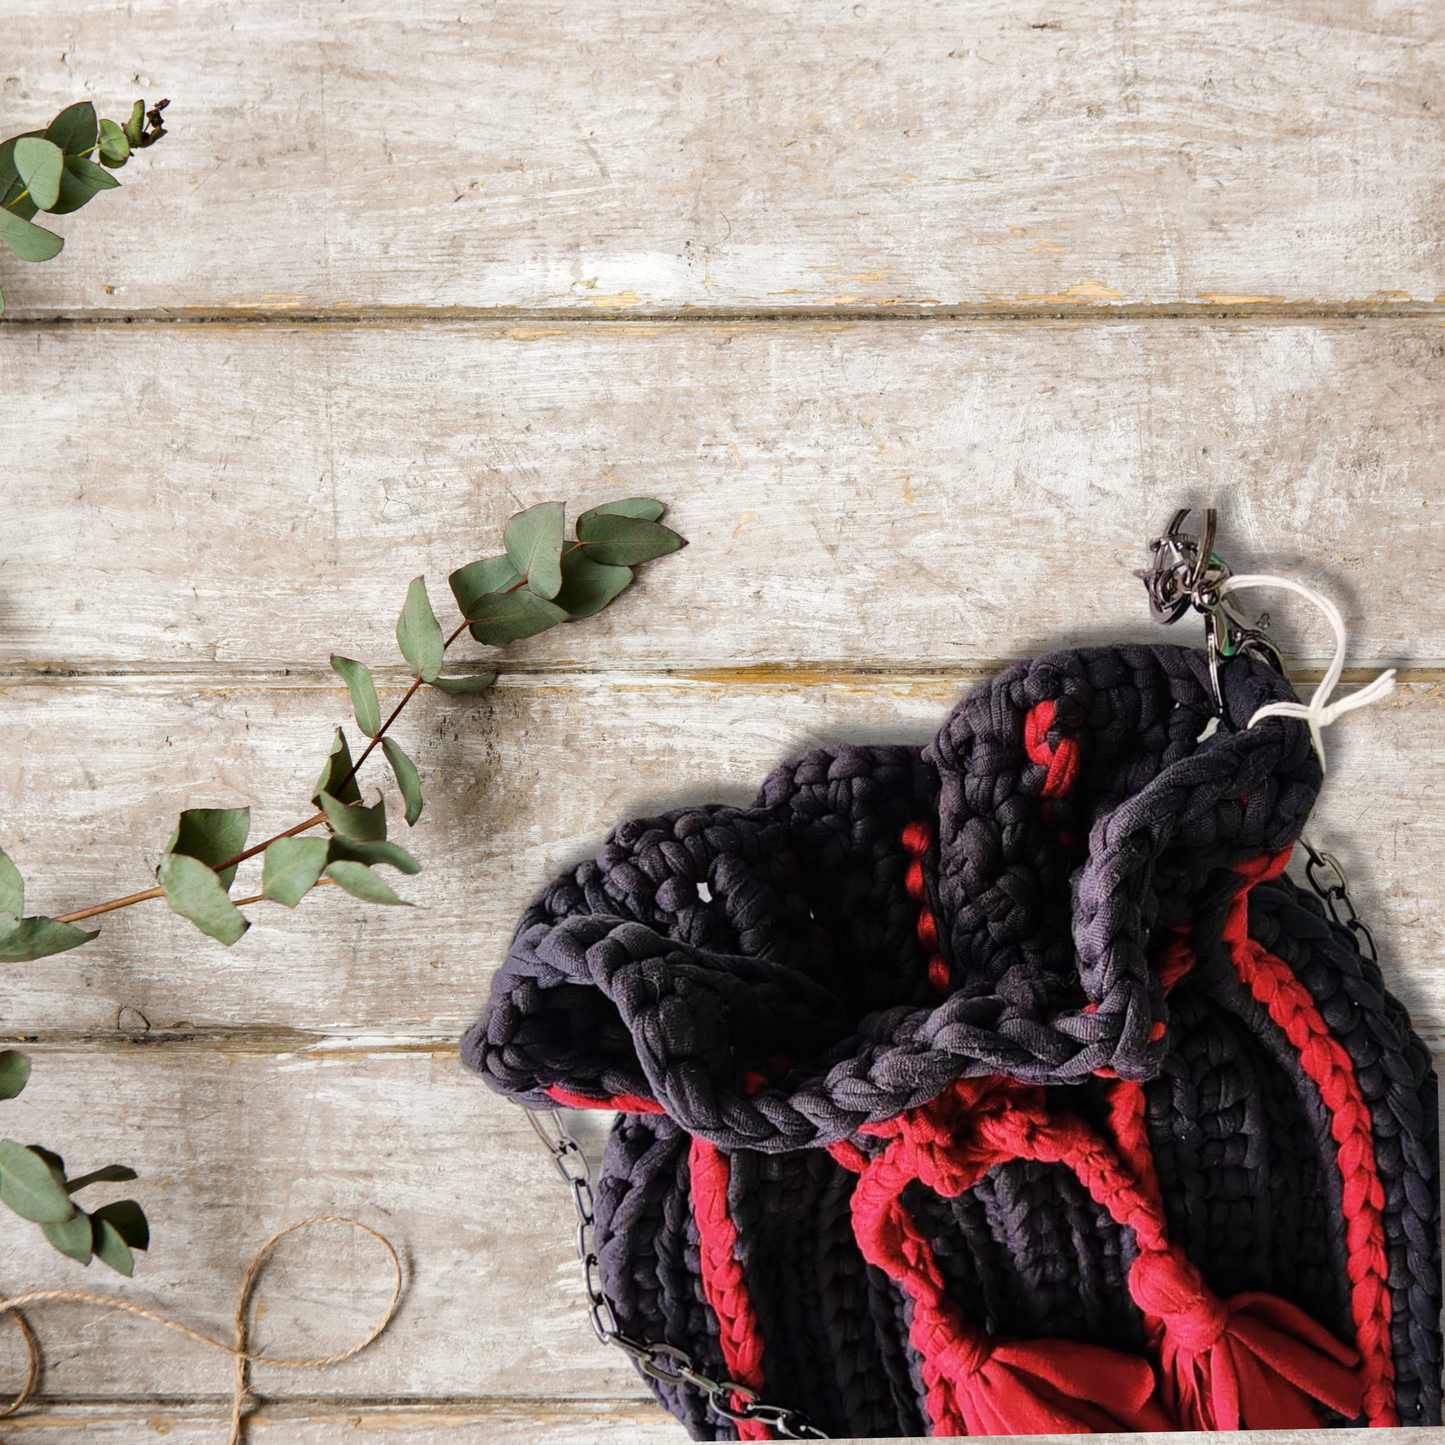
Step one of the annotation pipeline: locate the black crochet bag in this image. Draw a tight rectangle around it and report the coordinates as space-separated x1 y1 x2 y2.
464 521 1441 1439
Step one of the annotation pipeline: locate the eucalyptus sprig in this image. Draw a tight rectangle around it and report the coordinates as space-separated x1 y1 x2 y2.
1 498 684 958
0 1051 149 1273
0 98 168 311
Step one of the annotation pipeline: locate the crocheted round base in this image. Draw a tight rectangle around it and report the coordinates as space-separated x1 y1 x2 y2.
465 644 1441 1437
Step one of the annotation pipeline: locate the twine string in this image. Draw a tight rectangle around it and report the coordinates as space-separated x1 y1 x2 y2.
0 1215 401 1444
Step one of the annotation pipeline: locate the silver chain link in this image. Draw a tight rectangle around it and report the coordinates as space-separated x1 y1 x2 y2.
527 1109 828 1439
1298 834 1379 964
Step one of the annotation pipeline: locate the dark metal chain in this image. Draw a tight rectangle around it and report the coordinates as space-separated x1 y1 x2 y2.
1298 835 1379 964
527 1109 828 1439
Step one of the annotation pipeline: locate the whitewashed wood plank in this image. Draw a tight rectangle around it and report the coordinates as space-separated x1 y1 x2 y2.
5 319 1445 668
2 1 1444 315
0 673 1441 1043
0 1050 647 1401
8 1406 1445 1445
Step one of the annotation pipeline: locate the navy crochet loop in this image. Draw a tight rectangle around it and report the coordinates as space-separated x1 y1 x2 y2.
464 643 1441 1437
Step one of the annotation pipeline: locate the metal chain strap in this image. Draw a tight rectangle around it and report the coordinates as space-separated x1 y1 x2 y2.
526 1109 828 1440
1298 835 1379 963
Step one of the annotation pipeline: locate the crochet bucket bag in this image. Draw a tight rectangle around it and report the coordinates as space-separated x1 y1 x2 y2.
464 513 1441 1438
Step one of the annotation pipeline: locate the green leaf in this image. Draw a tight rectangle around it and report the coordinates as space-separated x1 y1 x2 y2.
330 656 381 738
555 548 632 619
122 101 145 148
575 513 686 566
449 555 523 617
157 853 250 946
45 102 98 157
464 590 567 646
92 1199 148 1249
65 1164 137 1193
325 838 420 875
0 134 41 194
426 672 498 694
14 137 65 211
324 860 411 907
260 837 329 908
97 118 130 167
0 849 23 918
48 154 120 215
381 738 423 826
503 502 565 600
0 1140 76 1223
43 1210 93 1264
318 790 387 843
397 577 444 682
90 1215 132 1274
0 1052 29 1102
313 728 362 807
0 917 98 963
165 807 251 890
0 207 63 262
577 497 666 527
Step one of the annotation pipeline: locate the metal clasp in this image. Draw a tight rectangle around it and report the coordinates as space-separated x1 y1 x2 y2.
1137 507 1286 712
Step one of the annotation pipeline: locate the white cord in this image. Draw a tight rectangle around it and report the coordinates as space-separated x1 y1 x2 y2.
1217 574 1395 772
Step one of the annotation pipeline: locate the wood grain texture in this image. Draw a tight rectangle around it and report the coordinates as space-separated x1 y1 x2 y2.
5 319 1445 669
0 671 1440 1042
0 1050 641 1402
1 1 1443 317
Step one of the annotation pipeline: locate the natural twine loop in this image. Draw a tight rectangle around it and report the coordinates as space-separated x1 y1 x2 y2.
0 1214 401 1444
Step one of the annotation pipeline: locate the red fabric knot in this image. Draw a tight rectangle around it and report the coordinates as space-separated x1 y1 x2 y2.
1130 1247 1230 1351
1130 1247 1364 1430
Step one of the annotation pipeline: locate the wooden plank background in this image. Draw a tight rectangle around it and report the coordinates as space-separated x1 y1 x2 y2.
3 2 1443 1441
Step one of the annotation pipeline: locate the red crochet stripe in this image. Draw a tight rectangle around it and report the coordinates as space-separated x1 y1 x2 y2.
543 1085 665 1114
1225 852 1399 1426
1023 698 1081 798
902 819 949 994
690 1138 771 1441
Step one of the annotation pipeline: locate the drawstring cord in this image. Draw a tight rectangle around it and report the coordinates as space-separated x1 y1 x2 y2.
1220 574 1396 771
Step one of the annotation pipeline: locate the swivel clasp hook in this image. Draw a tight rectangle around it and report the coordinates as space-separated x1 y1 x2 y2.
1136 507 1286 712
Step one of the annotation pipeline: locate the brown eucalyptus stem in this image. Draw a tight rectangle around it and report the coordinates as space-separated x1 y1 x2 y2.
51 615 480 926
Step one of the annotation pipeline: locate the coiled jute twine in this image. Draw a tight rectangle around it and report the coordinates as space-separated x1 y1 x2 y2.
0 1215 401 1443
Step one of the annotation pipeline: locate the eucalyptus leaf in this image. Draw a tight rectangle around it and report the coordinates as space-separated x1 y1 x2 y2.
577 497 666 527
318 791 387 843
260 837 330 907
97 118 130 167
0 1140 76 1223
48 154 119 215
90 1215 132 1274
43 1210 93 1264
503 502 565 600
14 137 65 211
92 1198 148 1249
0 134 41 193
0 207 63 262
0 179 39 222
122 101 145 147
157 853 250 946
426 672 498 694
464 590 567 646
0 916 98 963
66 1164 138 1193
397 577 444 682
575 513 686 566
325 838 421 875
382 738 423 826
0 1052 29 1102
330 655 381 737
44 102 98 157
313 728 362 807
324 860 411 907
555 549 632 618
0 849 22 918
449 555 522 617
165 807 251 890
